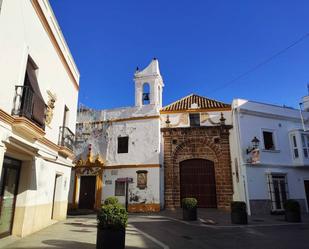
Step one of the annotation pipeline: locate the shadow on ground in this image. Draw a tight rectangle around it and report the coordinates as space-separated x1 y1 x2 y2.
7 240 96 249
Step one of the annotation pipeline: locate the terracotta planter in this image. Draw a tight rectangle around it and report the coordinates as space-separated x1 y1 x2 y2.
231 211 248 224
285 211 301 223
96 228 125 249
183 207 197 221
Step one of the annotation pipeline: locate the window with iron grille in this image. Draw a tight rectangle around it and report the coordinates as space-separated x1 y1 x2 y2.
189 113 200 127
262 130 275 150
291 134 299 158
117 136 129 153
301 134 309 158
267 174 288 212
115 181 125 196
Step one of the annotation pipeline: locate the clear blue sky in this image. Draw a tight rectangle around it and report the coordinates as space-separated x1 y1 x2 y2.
50 0 309 109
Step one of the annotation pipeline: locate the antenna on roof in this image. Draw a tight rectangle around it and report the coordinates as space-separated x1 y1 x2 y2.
307 83 309 95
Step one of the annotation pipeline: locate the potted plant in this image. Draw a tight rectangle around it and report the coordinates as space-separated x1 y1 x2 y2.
231 201 248 224
97 203 128 249
104 196 119 205
284 200 301 222
182 198 197 221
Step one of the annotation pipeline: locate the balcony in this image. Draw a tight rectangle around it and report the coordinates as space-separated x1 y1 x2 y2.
11 85 46 140
12 85 46 129
58 126 75 153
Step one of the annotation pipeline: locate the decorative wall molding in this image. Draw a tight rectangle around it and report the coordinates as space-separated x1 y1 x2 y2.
45 90 56 127
0 108 74 159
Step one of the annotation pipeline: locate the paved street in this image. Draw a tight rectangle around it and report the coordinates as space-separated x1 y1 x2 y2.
1 212 309 249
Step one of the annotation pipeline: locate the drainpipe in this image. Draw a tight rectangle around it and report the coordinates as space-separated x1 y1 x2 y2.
234 106 251 215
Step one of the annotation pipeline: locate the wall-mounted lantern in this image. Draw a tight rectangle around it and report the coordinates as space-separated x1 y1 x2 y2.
246 136 260 154
165 115 171 127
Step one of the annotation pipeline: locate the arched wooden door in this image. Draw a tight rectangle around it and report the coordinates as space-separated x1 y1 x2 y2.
180 159 217 208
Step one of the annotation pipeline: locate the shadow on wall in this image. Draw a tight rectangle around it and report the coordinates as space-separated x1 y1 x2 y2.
18 160 38 196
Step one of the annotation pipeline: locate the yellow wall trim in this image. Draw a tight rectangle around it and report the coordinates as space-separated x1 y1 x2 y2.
76 115 160 126
31 0 79 91
13 117 46 140
128 204 160 213
111 115 160 123
160 107 231 114
0 109 14 124
104 164 161 169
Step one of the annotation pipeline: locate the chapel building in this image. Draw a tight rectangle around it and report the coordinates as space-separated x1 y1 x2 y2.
160 94 233 210
70 59 234 212
69 59 163 212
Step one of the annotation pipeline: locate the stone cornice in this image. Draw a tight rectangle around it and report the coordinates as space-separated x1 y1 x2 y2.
0 108 74 159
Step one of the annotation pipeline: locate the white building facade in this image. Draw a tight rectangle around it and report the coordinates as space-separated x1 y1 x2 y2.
70 59 162 212
0 0 79 237
230 99 309 215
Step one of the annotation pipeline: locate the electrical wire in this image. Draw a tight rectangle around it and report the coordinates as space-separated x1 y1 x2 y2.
208 32 309 94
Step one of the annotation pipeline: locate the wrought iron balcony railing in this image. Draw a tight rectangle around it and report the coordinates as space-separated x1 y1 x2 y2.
58 126 75 151
12 85 46 129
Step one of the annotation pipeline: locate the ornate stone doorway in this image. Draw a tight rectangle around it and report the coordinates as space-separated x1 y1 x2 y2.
162 126 233 210
72 147 104 210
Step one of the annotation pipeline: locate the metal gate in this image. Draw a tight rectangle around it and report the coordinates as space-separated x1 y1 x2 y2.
180 159 217 208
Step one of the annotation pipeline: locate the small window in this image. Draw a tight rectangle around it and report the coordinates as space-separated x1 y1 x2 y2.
117 136 129 153
291 135 299 158
189 113 200 127
263 131 275 150
115 181 125 196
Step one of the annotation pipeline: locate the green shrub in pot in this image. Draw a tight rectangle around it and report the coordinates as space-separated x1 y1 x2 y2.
103 196 119 206
96 204 128 249
182 198 197 221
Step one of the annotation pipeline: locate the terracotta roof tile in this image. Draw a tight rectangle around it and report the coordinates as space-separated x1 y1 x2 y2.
161 94 231 112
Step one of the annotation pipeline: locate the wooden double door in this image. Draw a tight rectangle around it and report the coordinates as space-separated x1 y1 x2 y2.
180 159 217 208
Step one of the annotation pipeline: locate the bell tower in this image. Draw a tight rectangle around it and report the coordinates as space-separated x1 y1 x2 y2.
134 58 164 108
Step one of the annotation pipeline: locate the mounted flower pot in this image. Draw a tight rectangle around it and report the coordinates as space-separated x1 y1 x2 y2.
182 198 197 221
231 201 248 225
284 200 301 223
97 200 128 249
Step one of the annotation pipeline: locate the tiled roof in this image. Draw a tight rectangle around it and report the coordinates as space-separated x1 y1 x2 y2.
161 94 231 112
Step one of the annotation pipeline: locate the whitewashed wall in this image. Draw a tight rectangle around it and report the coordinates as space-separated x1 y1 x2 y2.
102 167 160 206
230 99 309 213
0 0 79 236
0 0 79 143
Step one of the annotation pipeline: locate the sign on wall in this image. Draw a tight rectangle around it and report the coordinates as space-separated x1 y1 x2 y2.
251 149 260 164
